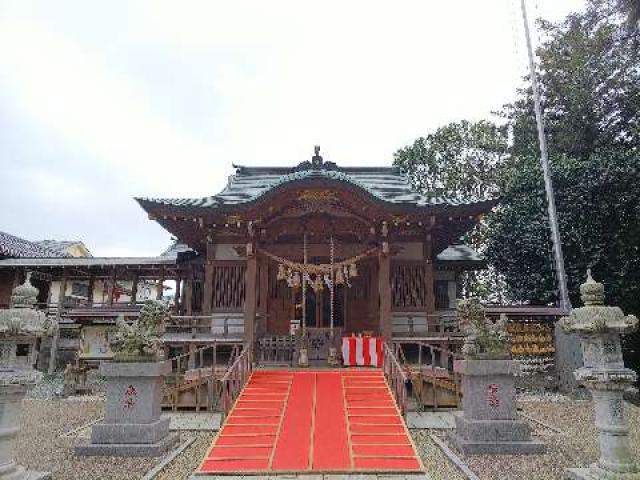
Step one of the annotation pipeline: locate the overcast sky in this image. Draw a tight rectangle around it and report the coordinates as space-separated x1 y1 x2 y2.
0 0 585 257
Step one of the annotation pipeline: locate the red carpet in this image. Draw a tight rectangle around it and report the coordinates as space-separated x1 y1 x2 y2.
198 370 424 475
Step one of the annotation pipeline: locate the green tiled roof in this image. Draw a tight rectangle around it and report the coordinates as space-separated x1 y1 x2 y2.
136 163 491 211
436 244 484 263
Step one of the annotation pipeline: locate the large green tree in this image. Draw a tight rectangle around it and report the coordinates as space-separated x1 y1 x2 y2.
393 121 510 302
487 0 639 304
489 1 640 375
505 0 640 163
395 1 640 374
393 120 509 202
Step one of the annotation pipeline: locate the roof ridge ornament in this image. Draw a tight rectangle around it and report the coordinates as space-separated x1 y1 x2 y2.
312 145 323 166
295 145 338 171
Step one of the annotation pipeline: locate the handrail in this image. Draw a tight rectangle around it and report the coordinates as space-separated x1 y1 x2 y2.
382 342 408 416
396 340 463 410
220 343 253 417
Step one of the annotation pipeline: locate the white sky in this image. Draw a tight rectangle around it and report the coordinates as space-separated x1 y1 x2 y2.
0 0 584 257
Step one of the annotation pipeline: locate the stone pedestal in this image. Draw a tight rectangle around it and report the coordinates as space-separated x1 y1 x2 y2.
76 361 178 456
0 384 50 480
448 359 545 455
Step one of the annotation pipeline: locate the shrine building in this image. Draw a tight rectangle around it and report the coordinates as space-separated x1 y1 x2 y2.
0 147 563 409
136 148 493 348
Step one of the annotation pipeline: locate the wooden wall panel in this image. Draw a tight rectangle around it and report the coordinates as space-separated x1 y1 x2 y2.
391 261 426 311
211 263 246 311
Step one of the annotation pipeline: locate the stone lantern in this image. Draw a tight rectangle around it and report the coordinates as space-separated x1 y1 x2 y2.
560 271 639 480
0 273 54 479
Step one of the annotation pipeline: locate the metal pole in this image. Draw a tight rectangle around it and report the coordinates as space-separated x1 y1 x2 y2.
520 0 571 313
520 0 582 392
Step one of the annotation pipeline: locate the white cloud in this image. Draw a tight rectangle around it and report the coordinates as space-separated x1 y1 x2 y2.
0 0 585 255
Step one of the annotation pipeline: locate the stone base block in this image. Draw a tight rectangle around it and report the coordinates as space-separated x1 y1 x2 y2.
454 415 533 442
75 432 179 457
90 417 170 444
565 466 640 480
448 431 546 455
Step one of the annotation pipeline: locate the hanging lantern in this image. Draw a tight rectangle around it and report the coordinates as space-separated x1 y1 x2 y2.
292 271 301 288
335 267 345 285
349 263 358 277
277 264 286 281
314 275 324 292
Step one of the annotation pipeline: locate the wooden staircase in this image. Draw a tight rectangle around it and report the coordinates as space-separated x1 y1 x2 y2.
162 344 240 411
395 342 463 410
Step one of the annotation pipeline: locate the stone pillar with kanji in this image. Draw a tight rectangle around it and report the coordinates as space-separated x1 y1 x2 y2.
560 271 639 480
449 298 544 454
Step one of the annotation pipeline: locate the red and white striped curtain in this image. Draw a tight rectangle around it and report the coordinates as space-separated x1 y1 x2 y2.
342 336 383 367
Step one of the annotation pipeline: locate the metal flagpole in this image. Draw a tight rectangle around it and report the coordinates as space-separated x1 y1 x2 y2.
520 0 581 391
520 0 571 313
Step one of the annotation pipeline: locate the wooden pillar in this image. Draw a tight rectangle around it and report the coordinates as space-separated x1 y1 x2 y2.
107 268 116 305
258 258 268 335
87 275 95 306
50 271 67 374
424 235 436 316
156 267 164 301
185 265 193 316
11 268 22 292
378 245 392 341
244 243 258 343
203 242 215 314
130 273 139 305
188 343 196 369
174 277 182 313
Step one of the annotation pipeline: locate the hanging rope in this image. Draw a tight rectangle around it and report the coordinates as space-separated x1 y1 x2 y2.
258 246 378 275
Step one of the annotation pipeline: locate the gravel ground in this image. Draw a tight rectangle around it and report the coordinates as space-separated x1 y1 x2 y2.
411 430 465 480
15 396 640 480
17 398 159 480
433 400 640 480
28 370 106 400
155 432 216 480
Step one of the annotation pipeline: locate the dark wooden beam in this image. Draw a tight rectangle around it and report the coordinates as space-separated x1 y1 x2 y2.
87 275 95 306
156 266 165 300
174 276 181 313
203 242 215 314
185 264 193 316
130 272 139 305
424 234 435 318
244 242 258 343
107 267 116 306
378 247 392 340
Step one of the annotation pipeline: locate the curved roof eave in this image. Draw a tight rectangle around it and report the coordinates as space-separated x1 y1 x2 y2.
135 172 498 217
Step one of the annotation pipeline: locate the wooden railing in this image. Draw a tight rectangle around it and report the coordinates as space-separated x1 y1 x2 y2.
382 342 409 416
221 344 253 417
395 340 463 410
163 342 240 411
165 314 245 338
256 335 296 366
165 315 214 337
